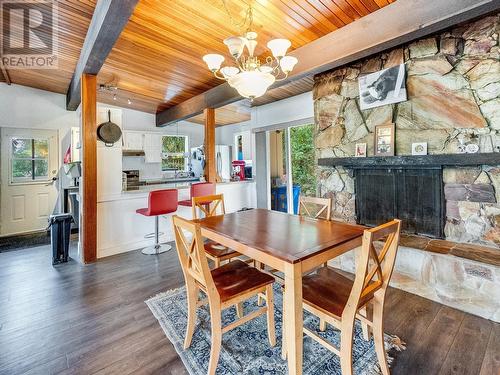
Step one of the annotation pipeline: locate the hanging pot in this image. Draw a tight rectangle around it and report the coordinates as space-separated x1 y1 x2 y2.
97 110 122 147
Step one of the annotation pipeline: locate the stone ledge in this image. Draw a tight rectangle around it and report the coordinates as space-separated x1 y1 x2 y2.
318 153 500 169
400 234 500 267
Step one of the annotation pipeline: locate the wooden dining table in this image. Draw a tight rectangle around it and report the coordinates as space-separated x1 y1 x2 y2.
195 208 366 375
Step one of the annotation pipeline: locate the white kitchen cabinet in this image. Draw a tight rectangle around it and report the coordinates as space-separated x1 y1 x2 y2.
143 133 162 163
143 133 162 150
123 131 144 151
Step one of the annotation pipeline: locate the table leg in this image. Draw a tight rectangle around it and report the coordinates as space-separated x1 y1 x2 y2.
284 262 303 375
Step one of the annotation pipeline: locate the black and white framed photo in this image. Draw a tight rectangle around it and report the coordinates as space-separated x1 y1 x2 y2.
355 143 367 157
358 64 407 110
412 142 428 155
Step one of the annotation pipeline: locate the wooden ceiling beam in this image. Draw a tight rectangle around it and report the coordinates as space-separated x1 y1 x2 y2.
156 0 500 127
66 0 139 111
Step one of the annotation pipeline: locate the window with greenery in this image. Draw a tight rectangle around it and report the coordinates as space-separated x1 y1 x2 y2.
162 135 188 171
290 124 316 197
11 138 50 183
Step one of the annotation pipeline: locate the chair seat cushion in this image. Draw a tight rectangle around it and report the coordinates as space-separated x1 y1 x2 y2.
211 260 275 302
302 267 374 318
204 240 238 259
178 199 192 207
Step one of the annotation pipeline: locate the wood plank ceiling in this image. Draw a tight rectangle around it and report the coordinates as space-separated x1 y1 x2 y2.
2 1 96 93
97 0 394 125
1 0 394 125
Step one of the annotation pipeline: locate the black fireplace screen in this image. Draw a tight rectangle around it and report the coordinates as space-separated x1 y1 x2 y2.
354 168 445 238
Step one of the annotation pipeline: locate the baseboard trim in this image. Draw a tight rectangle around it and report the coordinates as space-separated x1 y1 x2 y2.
98 235 172 258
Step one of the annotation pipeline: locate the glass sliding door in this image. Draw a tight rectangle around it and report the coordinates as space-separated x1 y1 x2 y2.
290 124 315 198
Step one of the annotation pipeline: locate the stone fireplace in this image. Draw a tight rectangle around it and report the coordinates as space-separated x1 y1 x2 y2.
313 14 500 321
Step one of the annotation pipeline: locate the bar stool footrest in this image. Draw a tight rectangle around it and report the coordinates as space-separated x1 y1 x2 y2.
144 232 165 239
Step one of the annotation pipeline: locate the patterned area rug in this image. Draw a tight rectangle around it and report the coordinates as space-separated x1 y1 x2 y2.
146 284 405 375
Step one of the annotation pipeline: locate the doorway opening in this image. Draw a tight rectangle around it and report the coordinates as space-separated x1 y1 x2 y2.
268 123 315 214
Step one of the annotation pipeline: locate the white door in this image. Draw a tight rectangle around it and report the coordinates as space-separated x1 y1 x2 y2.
0 128 59 236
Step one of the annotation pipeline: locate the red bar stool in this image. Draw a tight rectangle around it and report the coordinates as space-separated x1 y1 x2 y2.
136 189 178 255
178 182 215 207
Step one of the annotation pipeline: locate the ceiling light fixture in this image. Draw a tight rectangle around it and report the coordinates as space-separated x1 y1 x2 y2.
202 1 297 100
127 98 132 105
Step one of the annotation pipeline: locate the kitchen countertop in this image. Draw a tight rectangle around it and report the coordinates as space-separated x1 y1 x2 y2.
98 179 256 203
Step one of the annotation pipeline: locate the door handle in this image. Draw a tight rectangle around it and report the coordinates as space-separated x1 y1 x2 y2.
45 177 58 186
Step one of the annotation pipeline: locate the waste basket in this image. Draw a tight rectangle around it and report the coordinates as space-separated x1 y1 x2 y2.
48 213 73 265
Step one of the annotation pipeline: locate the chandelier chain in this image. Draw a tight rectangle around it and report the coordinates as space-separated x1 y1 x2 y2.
221 0 254 32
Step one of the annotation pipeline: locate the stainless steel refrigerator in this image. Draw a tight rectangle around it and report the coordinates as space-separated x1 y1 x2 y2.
191 145 231 181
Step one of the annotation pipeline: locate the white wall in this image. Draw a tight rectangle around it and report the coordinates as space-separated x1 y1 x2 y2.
0 84 80 165
252 91 314 128
0 84 79 130
216 91 314 146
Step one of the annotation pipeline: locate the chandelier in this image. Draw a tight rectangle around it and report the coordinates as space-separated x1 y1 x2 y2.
202 2 298 100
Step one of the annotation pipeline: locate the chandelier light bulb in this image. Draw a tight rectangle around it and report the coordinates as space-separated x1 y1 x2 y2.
267 38 291 58
280 55 298 73
202 54 225 71
221 66 240 78
223 36 246 58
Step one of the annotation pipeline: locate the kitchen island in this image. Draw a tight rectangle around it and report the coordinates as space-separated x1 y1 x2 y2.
96 180 256 258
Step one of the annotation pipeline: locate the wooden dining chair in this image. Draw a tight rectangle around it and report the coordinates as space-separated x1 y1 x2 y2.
191 193 241 268
298 195 332 220
282 219 401 375
172 215 276 375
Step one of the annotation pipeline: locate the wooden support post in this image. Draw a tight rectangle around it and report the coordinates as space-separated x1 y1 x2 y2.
81 74 97 263
204 108 216 183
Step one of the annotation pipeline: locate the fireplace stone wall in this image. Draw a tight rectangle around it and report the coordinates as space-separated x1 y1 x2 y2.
315 14 500 247
314 14 500 321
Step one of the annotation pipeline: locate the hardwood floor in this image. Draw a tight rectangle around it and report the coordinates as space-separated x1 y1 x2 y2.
0 243 498 375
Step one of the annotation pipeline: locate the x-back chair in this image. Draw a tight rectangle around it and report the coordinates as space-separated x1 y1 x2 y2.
172 215 276 375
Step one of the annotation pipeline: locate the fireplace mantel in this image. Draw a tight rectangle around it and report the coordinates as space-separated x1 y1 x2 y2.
318 153 500 169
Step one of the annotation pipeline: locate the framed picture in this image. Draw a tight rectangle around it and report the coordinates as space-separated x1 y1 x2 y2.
358 64 407 110
412 142 428 155
355 143 367 157
374 124 395 156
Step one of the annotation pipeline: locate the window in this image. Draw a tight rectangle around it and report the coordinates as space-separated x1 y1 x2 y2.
162 135 188 171
11 138 50 183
